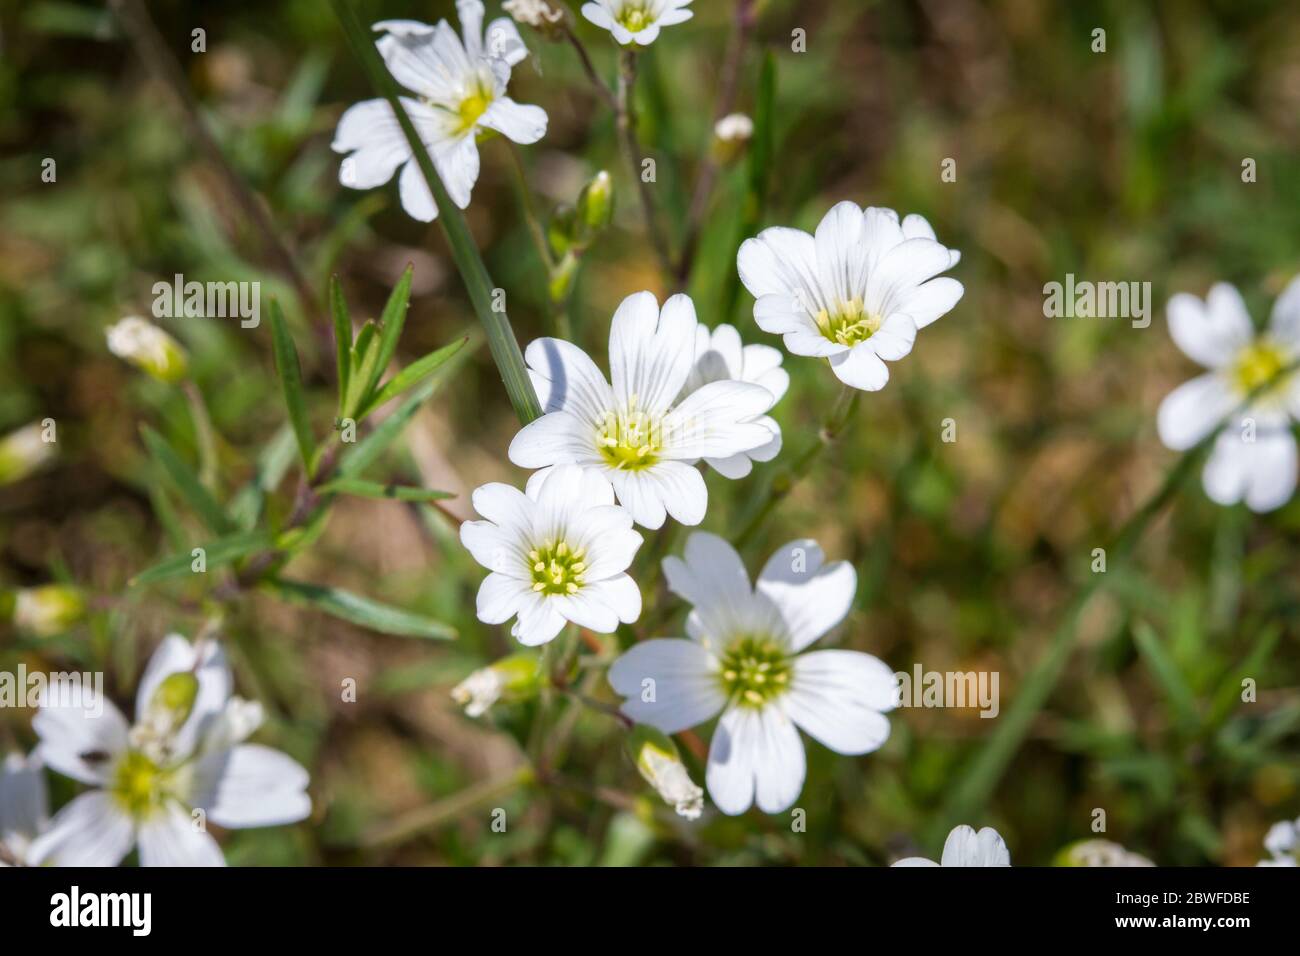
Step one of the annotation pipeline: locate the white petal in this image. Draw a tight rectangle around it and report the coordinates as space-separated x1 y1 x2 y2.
508 411 599 469
606 469 668 530
430 133 481 209
580 4 616 32
754 294 812 335
0 752 48 842
609 292 698 415
866 238 956 317
814 201 869 305
33 690 130 786
830 343 890 391
662 531 753 643
785 651 895 754
1269 274 1300 347
1167 285 1254 368
651 460 710 526
737 228 820 305
868 313 918 361
784 327 847 358
195 744 311 828
461 521 528 577
137 803 226 867
757 539 857 652
892 856 940 867
485 16 529 65
940 824 1011 866
29 791 134 867
377 22 470 101
1156 373 1235 451
704 452 753 479
706 706 805 815
525 337 614 422
470 481 533 534
609 639 724 733
1203 428 1298 512
896 276 964 330
480 98 547 144
136 634 232 755
532 464 620 541
511 591 567 645
331 99 412 188
476 572 530 624
663 380 775 459
397 157 439 222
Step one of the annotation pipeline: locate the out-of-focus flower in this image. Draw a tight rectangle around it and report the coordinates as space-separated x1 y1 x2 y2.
1257 818 1298 866
510 292 775 529
581 0 694 46
106 316 189 384
31 634 310 867
461 466 643 647
714 113 753 144
0 752 52 867
679 323 787 479
627 726 703 820
332 4 546 222
504 0 564 28
1157 279 1300 512
738 202 963 392
609 534 895 815
1054 839 1154 867
8 585 86 638
452 652 541 717
0 422 56 485
893 824 1011 867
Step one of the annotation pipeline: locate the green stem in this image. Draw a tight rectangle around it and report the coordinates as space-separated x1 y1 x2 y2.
330 0 541 424
182 381 219 491
360 767 534 848
617 49 674 282
504 140 555 274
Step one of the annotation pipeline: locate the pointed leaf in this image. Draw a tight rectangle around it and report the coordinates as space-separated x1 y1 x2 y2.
269 300 316 472
262 577 456 639
131 530 273 586
141 425 234 534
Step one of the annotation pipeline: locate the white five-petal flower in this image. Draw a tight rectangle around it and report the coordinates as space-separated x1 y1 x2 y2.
893 824 1011 867
581 0 694 46
738 201 963 392
331 3 546 222
1257 817 1298 867
0 752 51 866
30 634 310 867
461 465 644 646
1156 279 1300 512
510 291 776 529
679 322 788 479
608 533 896 815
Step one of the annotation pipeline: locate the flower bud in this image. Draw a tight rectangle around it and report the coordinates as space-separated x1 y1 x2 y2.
578 170 614 235
1053 839 1154 867
452 652 541 718
0 423 56 485
712 113 754 164
503 0 565 31
7 585 86 637
626 726 703 820
106 316 189 384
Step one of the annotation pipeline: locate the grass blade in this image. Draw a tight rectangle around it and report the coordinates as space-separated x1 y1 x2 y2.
269 299 317 472
262 576 456 639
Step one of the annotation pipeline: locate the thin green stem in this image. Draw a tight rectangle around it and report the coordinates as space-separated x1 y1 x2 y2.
330 0 541 424
360 767 534 848
182 381 219 491
617 49 674 282
504 140 556 274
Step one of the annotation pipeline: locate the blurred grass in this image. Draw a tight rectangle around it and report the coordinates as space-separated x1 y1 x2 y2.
1 0 1299 865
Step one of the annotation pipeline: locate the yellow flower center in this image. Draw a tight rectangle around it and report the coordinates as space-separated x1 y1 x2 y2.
814 298 881 347
111 751 172 819
1232 340 1290 396
617 4 652 32
529 540 587 596
596 400 662 470
719 637 791 707
455 87 493 134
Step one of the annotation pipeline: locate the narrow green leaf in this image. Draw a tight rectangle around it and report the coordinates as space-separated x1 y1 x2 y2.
228 424 298 530
336 374 440 479
1132 620 1199 730
345 319 379 418
141 425 234 534
330 0 541 425
316 478 455 503
269 300 317 473
365 264 414 404
329 275 353 420
131 530 273 586
262 577 456 639
356 337 467 418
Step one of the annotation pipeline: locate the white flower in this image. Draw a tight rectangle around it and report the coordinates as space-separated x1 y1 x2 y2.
510 292 776 529
679 323 787 479
0 752 51 866
1057 839 1154 867
893 824 1011 867
461 466 644 646
737 201 964 392
1257 818 1298 866
581 0 694 46
1157 279 1300 512
30 634 310 867
106 316 188 383
608 533 896 815
503 0 564 27
453 668 507 718
0 422 56 484
713 112 753 144
331 3 546 223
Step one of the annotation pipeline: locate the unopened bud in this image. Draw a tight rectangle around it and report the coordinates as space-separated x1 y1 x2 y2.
627 726 703 820
578 170 614 234
0 423 56 485
106 316 189 383
712 113 754 163
452 652 540 718
7 585 86 637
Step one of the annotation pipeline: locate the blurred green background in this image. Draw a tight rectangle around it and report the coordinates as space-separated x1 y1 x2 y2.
2 0 1299 865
